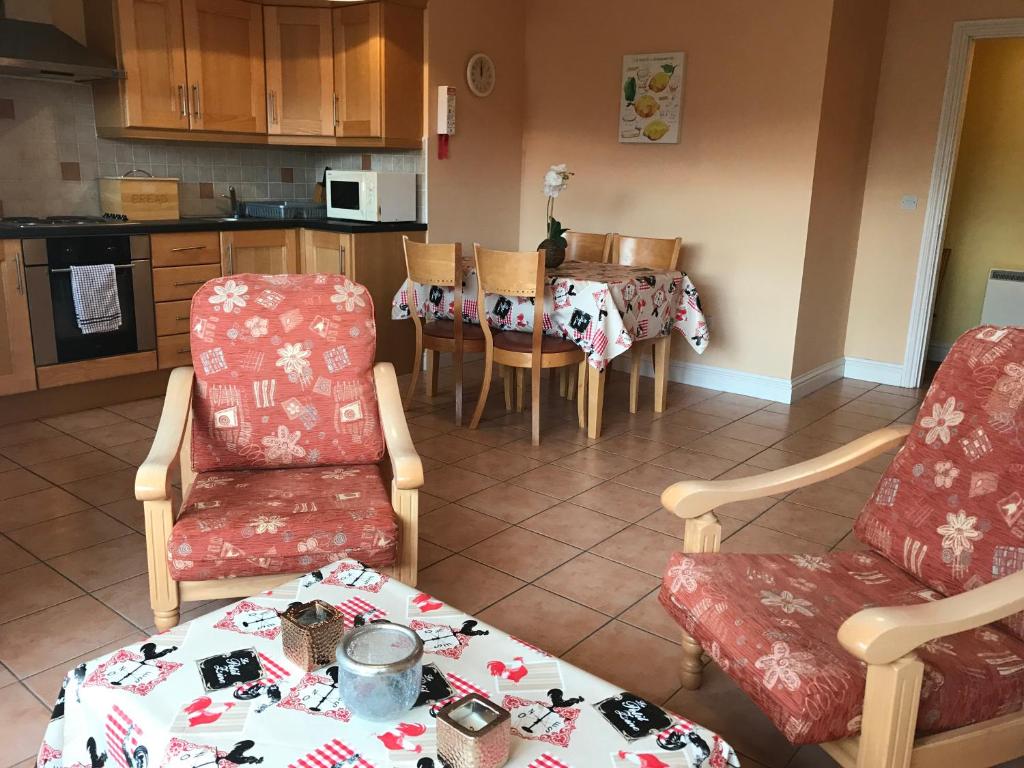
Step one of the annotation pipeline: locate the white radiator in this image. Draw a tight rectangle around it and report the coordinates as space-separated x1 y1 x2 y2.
980 269 1024 327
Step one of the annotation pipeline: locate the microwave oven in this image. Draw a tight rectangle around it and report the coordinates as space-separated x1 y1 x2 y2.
325 170 417 222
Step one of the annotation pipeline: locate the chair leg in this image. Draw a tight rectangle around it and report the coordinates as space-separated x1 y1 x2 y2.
576 361 587 429
531 364 542 445
146 499 181 631
566 366 577 401
679 629 704 690
426 350 440 398
453 344 465 427
515 368 525 413
856 656 923 768
629 349 641 414
587 365 606 440
502 365 514 411
404 333 423 408
470 350 493 429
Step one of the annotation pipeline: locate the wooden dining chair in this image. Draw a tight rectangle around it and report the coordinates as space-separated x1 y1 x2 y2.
402 236 485 425
565 231 614 263
469 245 587 445
612 234 682 413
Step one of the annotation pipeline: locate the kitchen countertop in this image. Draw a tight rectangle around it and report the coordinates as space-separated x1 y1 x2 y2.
0 216 428 239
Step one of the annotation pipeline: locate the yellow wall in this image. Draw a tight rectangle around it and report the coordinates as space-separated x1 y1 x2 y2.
844 0 1024 365
931 38 1024 346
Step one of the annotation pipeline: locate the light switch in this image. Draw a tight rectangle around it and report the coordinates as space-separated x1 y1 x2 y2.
900 195 918 210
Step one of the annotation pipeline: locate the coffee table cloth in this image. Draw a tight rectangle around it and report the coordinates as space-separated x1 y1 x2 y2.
38 559 737 768
392 262 710 371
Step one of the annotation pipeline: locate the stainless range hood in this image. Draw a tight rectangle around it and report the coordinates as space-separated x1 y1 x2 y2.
0 8 123 82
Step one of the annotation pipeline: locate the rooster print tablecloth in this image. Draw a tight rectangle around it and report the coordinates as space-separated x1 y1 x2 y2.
391 262 709 371
38 560 737 768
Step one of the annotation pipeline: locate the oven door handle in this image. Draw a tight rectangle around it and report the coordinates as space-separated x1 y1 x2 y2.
50 264 136 274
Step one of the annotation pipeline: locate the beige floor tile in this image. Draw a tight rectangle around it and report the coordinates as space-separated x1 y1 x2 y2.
407 423 443 443
773 433 844 458
0 683 52 764
857 389 921 409
0 563 83 624
786 482 870 518
713 497 776 522
29 450 128 484
618 589 682 642
463 527 580 581
714 420 789 446
0 664 14 687
787 746 842 767
569 480 661 522
592 433 675 462
48 533 147 591
628 421 707 447
535 553 658 616
721 524 828 555
0 421 62 448
590 525 682 577
8 509 131 560
43 408 127 432
477 585 608 655
838 399 906 420
417 539 453 569
418 504 509 551
650 447 738 479
0 595 136 677
666 664 798 768
512 464 603 500
418 492 447 515
0 434 93 466
0 535 37 575
833 531 869 552
75 421 155 449
459 483 559 523
611 463 699 495
638 507 746 542
61 467 138 507
686 395 762 420
0 486 91 532
661 409 733 432
797 420 870 443
755 501 853 547
423 465 498 501
416 434 488 463
99 498 146 533
688 433 764 462
563 620 682 704
745 447 807 471
416 555 524 614
740 409 816 432
92 573 152 627
0 468 51 500
817 467 881 496
455 448 542 480
104 397 164 421
817 409 892 432
553 447 639 479
520 502 628 549
22 632 146 705
504 435 586 462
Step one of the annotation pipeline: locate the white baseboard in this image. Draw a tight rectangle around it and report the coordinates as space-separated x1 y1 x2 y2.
791 358 847 401
927 342 951 362
843 356 905 386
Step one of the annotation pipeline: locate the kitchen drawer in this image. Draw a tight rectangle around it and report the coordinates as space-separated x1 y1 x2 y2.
151 232 221 268
155 300 193 337
157 333 192 369
153 264 220 302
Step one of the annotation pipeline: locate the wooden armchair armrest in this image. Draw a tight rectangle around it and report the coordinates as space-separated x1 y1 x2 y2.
839 569 1024 665
661 425 910 519
136 366 194 502
374 362 424 490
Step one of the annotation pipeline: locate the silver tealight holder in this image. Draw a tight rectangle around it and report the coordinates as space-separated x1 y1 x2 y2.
436 693 511 768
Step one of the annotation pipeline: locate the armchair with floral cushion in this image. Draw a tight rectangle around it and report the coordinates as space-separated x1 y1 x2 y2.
135 273 423 631
658 326 1024 768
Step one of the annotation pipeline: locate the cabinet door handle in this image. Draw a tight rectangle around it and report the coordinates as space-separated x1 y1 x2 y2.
175 315 189 321
13 251 24 294
178 84 189 118
191 84 201 119
340 245 346 275
227 243 234 274
177 347 192 354
169 245 206 253
270 90 278 124
333 93 339 127
173 279 207 287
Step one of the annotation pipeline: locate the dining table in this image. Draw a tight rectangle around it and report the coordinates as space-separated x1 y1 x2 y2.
392 259 710 438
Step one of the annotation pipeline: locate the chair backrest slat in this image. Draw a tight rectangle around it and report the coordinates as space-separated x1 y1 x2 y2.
474 246 544 298
403 237 459 287
614 234 681 271
566 231 613 264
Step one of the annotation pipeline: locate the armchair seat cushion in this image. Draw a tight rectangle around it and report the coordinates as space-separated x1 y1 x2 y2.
659 550 1024 745
167 465 397 581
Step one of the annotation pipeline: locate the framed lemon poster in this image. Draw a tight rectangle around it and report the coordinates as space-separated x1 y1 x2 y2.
619 52 685 144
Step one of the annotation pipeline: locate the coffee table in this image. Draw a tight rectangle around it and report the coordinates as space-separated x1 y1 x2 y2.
37 559 738 767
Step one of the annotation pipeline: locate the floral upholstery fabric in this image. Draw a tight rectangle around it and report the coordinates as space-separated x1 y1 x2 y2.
659 550 1024 745
167 465 397 581
854 325 1024 640
189 273 384 472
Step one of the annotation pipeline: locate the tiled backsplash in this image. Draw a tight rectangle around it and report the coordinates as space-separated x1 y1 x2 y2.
0 78 426 219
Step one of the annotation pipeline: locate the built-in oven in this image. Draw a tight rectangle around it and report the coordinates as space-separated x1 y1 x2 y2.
23 234 155 365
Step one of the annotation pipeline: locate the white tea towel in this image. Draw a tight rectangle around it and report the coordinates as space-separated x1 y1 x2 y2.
70 264 123 334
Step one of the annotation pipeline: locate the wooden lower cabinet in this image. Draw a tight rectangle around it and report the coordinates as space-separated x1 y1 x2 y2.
157 333 193 370
0 240 38 395
299 229 348 274
221 229 299 275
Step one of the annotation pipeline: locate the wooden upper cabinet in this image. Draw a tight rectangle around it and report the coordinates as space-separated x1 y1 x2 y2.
0 241 38 396
115 0 189 129
182 0 267 134
264 7 334 137
333 3 381 139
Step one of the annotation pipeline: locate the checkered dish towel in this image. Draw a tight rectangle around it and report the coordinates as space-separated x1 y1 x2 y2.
70 264 123 334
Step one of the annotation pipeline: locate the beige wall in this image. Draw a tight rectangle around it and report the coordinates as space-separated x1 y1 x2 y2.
517 0 834 379
932 38 1024 346
424 0 526 251
845 0 1024 365
791 0 889 377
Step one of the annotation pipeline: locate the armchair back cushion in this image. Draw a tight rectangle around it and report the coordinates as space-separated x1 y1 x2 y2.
855 325 1024 639
189 273 385 472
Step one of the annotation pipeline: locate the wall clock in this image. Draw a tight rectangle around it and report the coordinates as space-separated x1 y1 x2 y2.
466 53 496 97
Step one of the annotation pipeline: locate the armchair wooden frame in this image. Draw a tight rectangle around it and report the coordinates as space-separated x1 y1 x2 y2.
468 245 587 445
661 423 1024 768
402 237 484 425
136 362 424 632
612 234 682 414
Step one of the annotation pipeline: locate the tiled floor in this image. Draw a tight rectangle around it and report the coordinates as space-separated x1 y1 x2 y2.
0 359 1008 767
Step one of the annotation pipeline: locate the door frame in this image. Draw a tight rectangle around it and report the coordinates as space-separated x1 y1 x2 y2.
902 17 1024 387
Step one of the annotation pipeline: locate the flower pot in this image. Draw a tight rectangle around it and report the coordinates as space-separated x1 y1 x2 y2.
538 238 566 269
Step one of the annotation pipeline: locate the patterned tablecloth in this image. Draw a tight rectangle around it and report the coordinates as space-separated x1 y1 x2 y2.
38 560 738 768
391 262 709 371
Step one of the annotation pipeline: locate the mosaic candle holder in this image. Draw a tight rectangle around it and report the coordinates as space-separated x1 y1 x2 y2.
436 693 511 768
279 600 346 672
